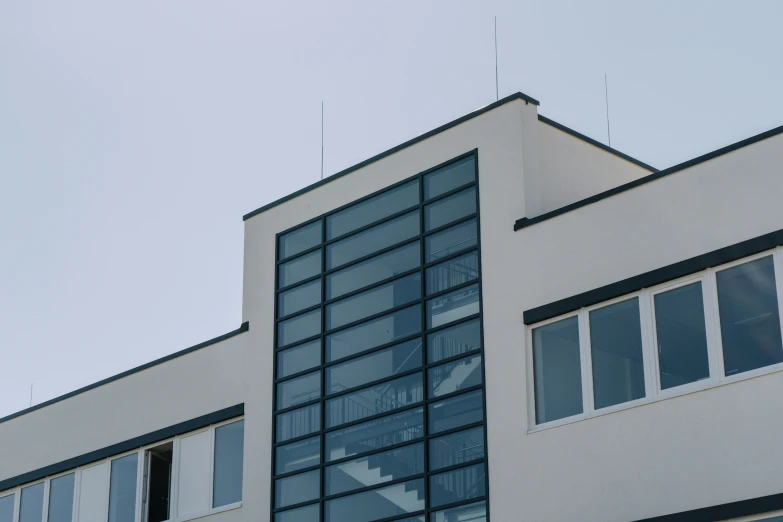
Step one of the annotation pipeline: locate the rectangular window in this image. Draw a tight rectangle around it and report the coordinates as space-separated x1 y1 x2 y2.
429 427 485 470
429 390 484 434
143 443 173 522
325 408 424 462
426 251 479 295
279 249 321 289
427 319 481 363
276 437 320 475
325 443 424 496
0 495 14 522
20 483 44 522
717 256 783 376
424 187 476 232
326 180 418 240
326 273 421 330
428 354 483 398
326 211 420 270
278 280 321 318
423 156 475 200
325 373 423 428
77 463 109 522
590 298 646 409
427 284 480 329
326 241 420 300
277 372 321 410
275 470 319 509
429 463 485 508
278 309 321 348
48 474 75 522
653 282 710 389
324 480 425 522
532 317 582 424
279 221 321 261
109 454 138 522
425 219 478 263
276 404 321 442
326 338 422 394
277 341 321 379
326 305 421 362
213 420 244 508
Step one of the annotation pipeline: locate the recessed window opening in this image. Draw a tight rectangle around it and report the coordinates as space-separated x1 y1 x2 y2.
143 443 173 522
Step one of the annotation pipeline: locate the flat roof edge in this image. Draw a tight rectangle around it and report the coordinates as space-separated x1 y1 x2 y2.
0 322 249 426
515 122 783 231
242 91 540 221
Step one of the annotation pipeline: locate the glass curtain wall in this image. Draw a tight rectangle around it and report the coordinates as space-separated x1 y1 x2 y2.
272 153 489 522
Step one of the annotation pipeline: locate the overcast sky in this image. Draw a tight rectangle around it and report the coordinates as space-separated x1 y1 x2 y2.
1 0 781 418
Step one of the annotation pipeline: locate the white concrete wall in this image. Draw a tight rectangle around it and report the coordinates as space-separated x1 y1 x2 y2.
487 131 783 521
0 332 245 483
531 118 652 217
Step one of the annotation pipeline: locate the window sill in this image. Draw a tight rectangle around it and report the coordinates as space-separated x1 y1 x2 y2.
178 502 243 522
528 362 783 434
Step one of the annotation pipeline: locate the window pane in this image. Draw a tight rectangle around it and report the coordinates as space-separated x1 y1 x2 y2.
213 420 244 508
278 309 321 348
277 341 321 379
0 495 13 522
20 483 44 522
425 219 478 263
429 463 486 508
277 404 321 442
109 454 138 522
326 373 423 428
326 305 421 362
48 474 75 522
426 251 479 295
276 437 320 475
327 180 419 240
326 211 420 270
279 280 321 318
429 354 483 398
427 319 481 363
427 284 480 329
424 156 476 200
430 501 486 522
325 443 424 496
429 427 485 471
324 479 425 522
533 317 583 424
275 504 319 522
590 298 646 409
429 390 483 434
654 282 710 389
325 407 424 462
424 188 476 232
275 470 319 509
279 249 321 289
326 273 421 330
327 242 420 300
326 339 423 394
279 221 321 261
717 256 783 376
278 371 321 409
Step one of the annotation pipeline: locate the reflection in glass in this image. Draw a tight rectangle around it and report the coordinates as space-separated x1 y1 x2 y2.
327 241 420 300
326 339 422 394
277 404 321 442
277 372 321 409
654 282 710 389
533 317 583 424
325 408 424 462
326 373 423 428
48 473 76 522
276 437 320 475
275 470 319 509
427 319 481 363
279 221 321 260
429 463 485 508
326 273 421 330
425 219 478 263
326 305 421 362
20 483 44 522
278 279 321 318
430 501 487 522
326 211 420 270
0 495 13 522
279 250 321 289
324 479 425 522
277 341 321 379
278 309 321 348
429 427 485 470
426 251 479 295
325 443 424 496
717 256 783 376
591 298 646 409
327 180 418 240
275 504 320 522
424 156 476 200
213 420 244 508
424 188 476 231
427 285 480 329
108 454 138 522
429 354 483 398
429 390 483 434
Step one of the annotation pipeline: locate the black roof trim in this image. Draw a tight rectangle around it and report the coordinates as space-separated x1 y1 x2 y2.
538 115 658 172
0 404 244 493
242 91 540 221
634 491 783 521
524 227 783 325
0 322 249 426
515 122 783 231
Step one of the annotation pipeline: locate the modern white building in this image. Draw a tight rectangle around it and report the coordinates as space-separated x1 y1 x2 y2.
3 92 783 522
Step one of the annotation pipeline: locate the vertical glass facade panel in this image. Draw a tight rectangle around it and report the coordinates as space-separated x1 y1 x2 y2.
326 305 421 362
48 474 75 522
275 504 320 522
326 373 423 428
326 273 421 330
279 249 321 289
426 251 479 295
427 284 480 329
276 437 321 475
326 339 422 394
278 309 321 348
277 371 321 409
19 484 44 522
429 463 486 508
427 319 482 363
429 427 485 470
425 219 478 263
324 479 425 522
326 241 420 300
428 354 483 398
108 454 138 522
424 156 476 200
325 443 424 496
717 256 783 376
431 501 487 522
278 279 321 318
277 404 321 442
326 180 419 240
325 408 424 462
533 317 583 424
326 211 420 270
279 221 321 260
213 420 244 508
275 470 320 509
424 188 476 231
277 340 321 379
429 390 484 434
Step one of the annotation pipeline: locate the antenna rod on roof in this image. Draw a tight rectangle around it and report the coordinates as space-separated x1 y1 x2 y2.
29 383 33 407
494 16 499 101
604 73 612 147
321 101 324 180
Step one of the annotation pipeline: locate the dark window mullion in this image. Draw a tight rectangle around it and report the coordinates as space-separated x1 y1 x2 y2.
319 217 327 522
419 173 431 514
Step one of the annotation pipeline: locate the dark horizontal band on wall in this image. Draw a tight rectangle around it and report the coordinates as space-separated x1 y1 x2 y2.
0 404 244 493
634 492 783 521
514 122 783 231
523 228 783 325
242 91 539 221
0 322 249 426
538 115 658 172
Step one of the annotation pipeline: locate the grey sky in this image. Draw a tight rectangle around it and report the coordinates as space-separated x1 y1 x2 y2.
1 0 781 418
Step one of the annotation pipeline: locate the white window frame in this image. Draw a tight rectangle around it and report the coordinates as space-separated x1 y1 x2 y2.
722 510 783 521
527 247 783 433
0 417 243 522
